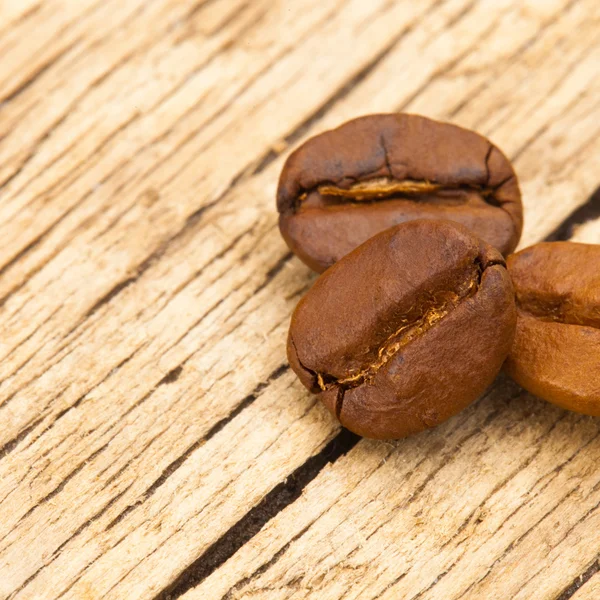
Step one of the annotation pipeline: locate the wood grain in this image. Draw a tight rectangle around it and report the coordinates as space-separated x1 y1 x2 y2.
0 0 598 599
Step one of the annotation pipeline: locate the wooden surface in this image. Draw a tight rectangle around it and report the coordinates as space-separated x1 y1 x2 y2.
1 1 599 599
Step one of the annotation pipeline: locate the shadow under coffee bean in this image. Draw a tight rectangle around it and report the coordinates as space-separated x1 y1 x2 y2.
287 220 516 439
277 113 523 273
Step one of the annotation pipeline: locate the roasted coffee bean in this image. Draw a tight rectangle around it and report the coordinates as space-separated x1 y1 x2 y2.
504 242 600 414
287 220 516 439
277 113 522 273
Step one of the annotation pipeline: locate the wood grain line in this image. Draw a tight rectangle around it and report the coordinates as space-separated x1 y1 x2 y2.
105 364 289 533
395 1 514 114
154 428 360 600
0 108 138 294
455 489 579 600
0 3 41 39
0 38 80 106
57 390 321 599
509 48 599 162
405 415 593 600
1 1 178 203
0 417 45 461
546 186 600 241
9 484 134 598
0 0 108 115
450 0 581 124
253 0 447 177
556 559 600 600
1 2 598 598
2 440 112 546
0 340 143 470
0 343 148 513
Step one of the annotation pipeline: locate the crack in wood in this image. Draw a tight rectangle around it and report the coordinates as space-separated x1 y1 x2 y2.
104 364 288 533
151 428 360 600
0 439 112 553
1 1 599 598
0 3 268 304
0 416 45 461
545 185 600 241
252 0 447 177
512 493 600 598
221 522 316 600
555 557 600 600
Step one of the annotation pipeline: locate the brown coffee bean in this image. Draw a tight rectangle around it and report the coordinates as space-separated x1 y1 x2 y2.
277 114 522 273
505 242 600 414
287 220 516 439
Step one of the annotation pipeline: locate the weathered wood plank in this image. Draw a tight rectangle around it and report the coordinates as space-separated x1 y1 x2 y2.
182 1 600 598
572 216 600 243
0 0 434 428
0 0 452 595
188 230 600 600
0 0 598 599
568 564 600 600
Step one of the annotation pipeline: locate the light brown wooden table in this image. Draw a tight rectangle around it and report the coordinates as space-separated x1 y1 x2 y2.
1 1 599 599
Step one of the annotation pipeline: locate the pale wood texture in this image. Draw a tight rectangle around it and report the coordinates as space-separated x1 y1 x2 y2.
0 1 599 599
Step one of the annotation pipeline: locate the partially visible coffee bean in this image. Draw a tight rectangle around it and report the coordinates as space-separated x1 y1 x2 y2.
277 113 522 273
287 220 516 439
505 242 600 414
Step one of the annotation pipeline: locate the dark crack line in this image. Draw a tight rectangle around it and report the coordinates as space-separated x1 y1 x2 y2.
545 185 600 242
252 252 294 297
334 386 345 420
151 428 360 600
253 0 447 177
0 416 45 461
555 557 600 600
403 412 573 600
104 364 289 532
511 494 600 599
9 484 135 598
0 439 112 551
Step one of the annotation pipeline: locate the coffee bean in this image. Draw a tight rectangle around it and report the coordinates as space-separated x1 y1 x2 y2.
504 242 600 414
287 220 516 439
277 114 522 273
